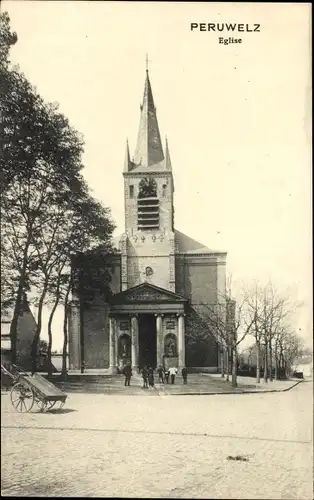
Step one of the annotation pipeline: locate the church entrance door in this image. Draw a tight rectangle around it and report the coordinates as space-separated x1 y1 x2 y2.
138 314 157 370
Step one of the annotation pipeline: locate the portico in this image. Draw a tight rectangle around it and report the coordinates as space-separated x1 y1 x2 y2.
108 283 187 373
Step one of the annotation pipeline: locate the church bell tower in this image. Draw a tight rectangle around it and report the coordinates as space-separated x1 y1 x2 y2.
120 65 176 292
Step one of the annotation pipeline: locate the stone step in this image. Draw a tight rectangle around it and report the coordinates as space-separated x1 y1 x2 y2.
47 373 185 393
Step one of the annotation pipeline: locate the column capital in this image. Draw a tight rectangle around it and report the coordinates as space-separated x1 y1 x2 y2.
154 313 164 317
176 313 186 317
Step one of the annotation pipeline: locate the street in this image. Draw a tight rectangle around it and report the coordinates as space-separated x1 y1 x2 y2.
1 381 313 498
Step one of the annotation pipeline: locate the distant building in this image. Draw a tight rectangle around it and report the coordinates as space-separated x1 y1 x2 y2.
1 296 37 366
68 66 228 373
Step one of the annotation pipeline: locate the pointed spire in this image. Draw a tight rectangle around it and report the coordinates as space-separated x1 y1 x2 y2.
165 136 172 170
133 64 164 168
124 139 131 172
146 53 149 72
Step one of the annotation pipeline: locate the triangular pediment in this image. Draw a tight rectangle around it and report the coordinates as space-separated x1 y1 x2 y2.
111 282 187 304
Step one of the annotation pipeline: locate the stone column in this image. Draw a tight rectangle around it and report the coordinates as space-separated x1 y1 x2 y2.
177 314 186 369
131 315 139 371
155 314 163 367
114 320 119 368
68 300 81 370
109 316 117 374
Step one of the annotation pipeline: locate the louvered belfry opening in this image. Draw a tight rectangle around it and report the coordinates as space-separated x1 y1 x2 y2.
137 197 160 230
137 177 159 230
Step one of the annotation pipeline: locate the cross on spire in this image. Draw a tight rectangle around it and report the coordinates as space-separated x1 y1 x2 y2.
145 53 151 72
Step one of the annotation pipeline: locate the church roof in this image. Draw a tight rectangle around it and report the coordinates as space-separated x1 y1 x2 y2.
174 230 226 255
111 233 122 251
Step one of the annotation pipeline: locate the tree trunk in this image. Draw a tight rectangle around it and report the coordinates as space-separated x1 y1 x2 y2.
263 342 268 383
61 305 69 378
31 284 48 374
274 357 278 380
256 340 261 383
274 339 279 380
231 344 238 388
61 280 71 378
269 340 273 382
226 347 230 381
47 292 61 377
9 235 32 365
220 348 225 378
9 281 23 365
279 352 284 379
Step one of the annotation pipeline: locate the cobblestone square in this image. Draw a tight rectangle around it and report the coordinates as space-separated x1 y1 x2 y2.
1 381 312 498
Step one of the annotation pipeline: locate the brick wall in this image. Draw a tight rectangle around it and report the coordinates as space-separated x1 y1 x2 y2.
185 261 218 305
175 255 186 297
216 258 227 302
82 303 110 369
175 254 224 306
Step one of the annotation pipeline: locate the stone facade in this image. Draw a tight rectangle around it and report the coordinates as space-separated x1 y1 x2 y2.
68 67 227 373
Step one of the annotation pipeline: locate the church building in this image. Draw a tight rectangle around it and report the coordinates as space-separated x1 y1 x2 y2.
68 67 227 373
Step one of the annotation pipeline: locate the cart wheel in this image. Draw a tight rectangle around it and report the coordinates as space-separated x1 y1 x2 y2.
39 402 48 413
34 397 47 413
11 383 34 413
54 400 65 411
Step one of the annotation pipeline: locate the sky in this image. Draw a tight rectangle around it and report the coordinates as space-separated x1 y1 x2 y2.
3 1 312 350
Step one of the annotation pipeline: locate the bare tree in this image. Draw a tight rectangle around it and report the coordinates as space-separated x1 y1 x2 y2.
196 279 255 388
273 327 304 378
246 280 300 383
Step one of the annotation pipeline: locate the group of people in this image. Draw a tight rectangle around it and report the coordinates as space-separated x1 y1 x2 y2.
141 365 156 388
142 365 188 388
121 363 188 388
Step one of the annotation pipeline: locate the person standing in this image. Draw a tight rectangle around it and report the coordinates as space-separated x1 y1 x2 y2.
169 366 177 384
157 365 164 383
123 363 132 386
164 368 170 384
148 366 155 388
181 366 188 384
141 366 148 389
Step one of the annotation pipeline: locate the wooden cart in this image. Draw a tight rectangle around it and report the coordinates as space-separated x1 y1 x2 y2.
1 363 67 413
